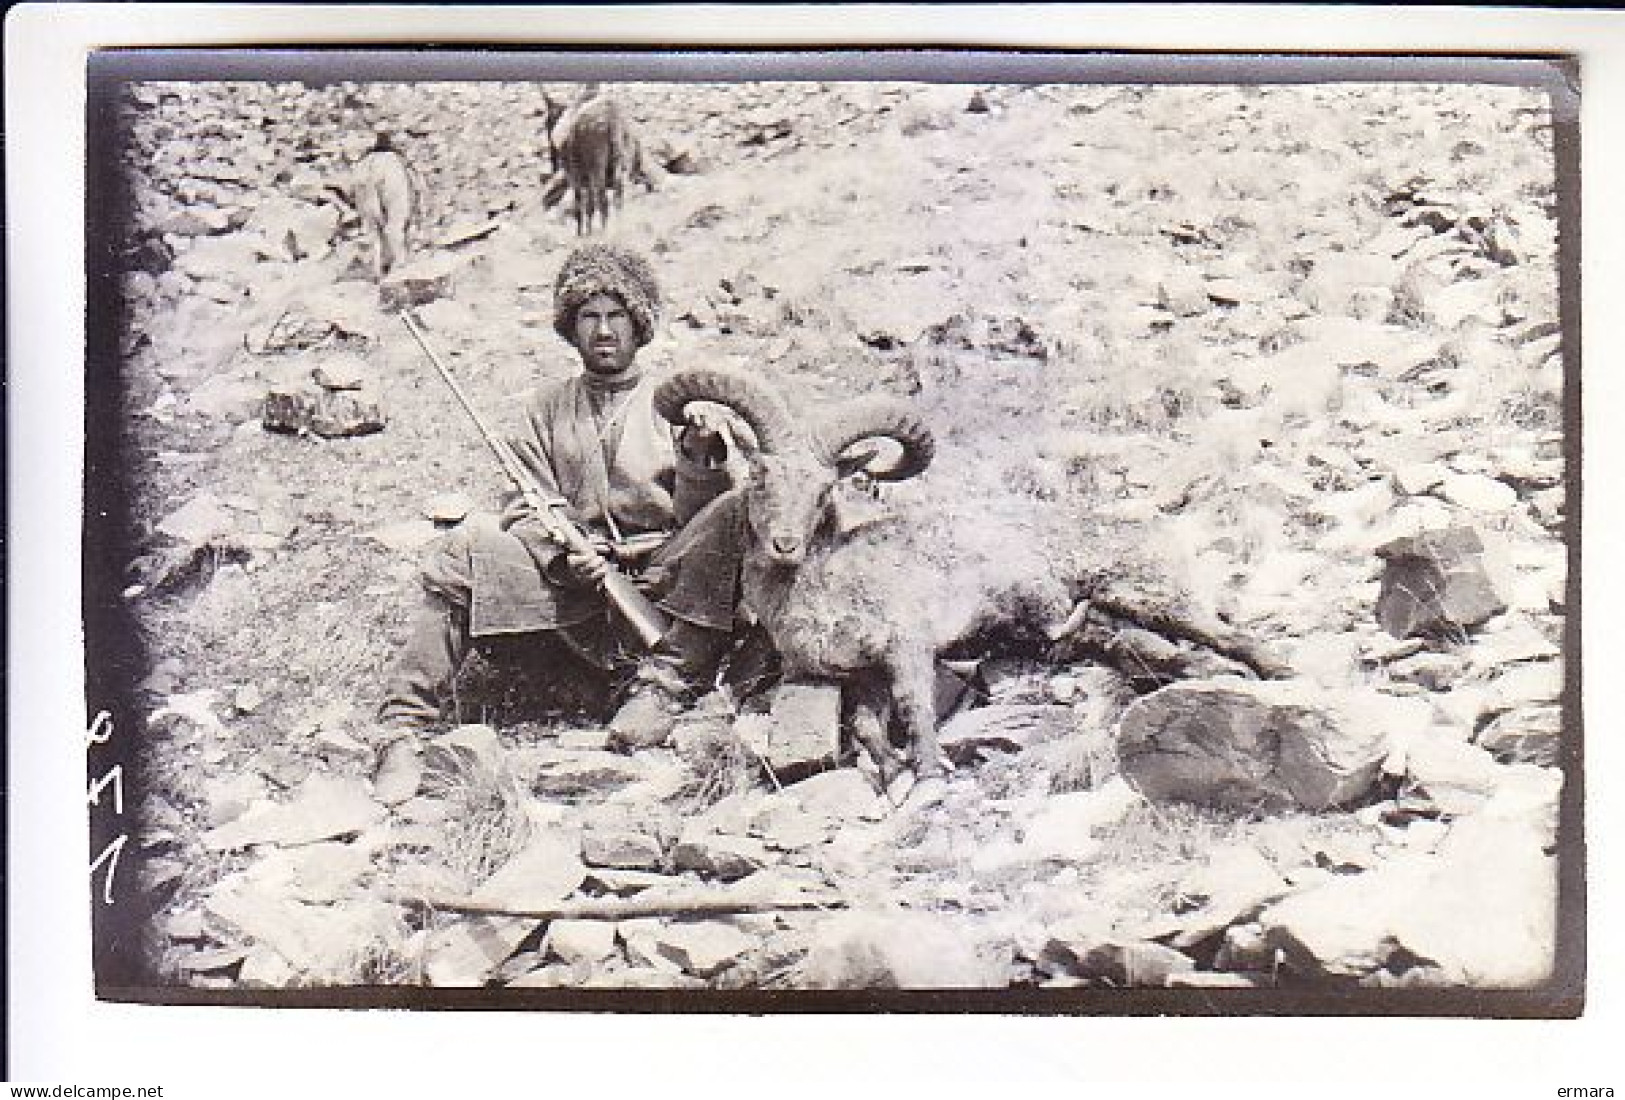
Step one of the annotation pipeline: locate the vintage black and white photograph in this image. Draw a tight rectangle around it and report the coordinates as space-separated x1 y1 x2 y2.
80 50 1579 1008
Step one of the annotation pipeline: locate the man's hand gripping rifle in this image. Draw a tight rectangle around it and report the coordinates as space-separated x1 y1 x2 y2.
400 311 670 649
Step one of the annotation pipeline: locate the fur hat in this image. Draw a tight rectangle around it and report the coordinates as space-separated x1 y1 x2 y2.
553 244 662 347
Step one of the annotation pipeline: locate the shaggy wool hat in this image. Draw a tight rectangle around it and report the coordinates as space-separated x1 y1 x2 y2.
553 244 662 347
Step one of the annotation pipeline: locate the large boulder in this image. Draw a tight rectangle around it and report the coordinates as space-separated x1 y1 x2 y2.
1374 526 1508 638
1116 681 1396 811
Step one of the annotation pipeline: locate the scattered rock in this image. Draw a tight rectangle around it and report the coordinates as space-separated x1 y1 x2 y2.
237 946 299 987
649 921 757 979
1258 808 1556 987
433 219 502 249
425 492 474 525
977 656 1050 703
581 824 667 872
1387 727 1508 816
1214 921 1278 973
1166 844 1291 949
231 684 264 714
1360 635 1427 666
544 920 620 968
796 910 1008 988
157 492 236 546
1019 777 1142 862
531 751 655 797
582 966 708 990
205 877 401 981
735 682 841 780
424 723 505 780
186 373 265 421
163 908 208 942
310 354 372 391
672 829 770 881
364 519 441 554
1475 704 1562 767
782 768 886 821
1040 927 1197 987
201 774 386 851
239 841 372 903
608 688 685 751
173 944 251 975
1166 971 1275 989
262 384 386 439
314 726 373 763
201 773 268 828
1469 619 1560 670
555 727 612 752
582 867 683 897
939 704 1072 766
1482 660 1563 711
1436 473 1518 514
746 796 831 852
380 254 461 309
1117 681 1390 811
1385 651 1468 692
243 197 340 261
506 963 584 988
1375 526 1508 638
1157 267 1211 317
421 826 586 986
1392 460 1450 496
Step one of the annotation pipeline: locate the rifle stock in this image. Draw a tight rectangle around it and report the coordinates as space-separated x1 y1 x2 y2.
400 311 670 649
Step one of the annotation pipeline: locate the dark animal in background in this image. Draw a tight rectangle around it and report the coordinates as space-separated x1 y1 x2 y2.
551 86 651 235
351 132 419 277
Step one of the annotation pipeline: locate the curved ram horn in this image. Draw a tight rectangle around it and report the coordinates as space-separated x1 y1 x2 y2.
814 394 936 481
653 367 803 454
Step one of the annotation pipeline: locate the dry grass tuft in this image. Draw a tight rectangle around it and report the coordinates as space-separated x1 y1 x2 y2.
672 718 758 811
422 753 534 886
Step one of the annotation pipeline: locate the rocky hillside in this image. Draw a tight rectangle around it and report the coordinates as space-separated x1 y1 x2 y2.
107 77 1568 993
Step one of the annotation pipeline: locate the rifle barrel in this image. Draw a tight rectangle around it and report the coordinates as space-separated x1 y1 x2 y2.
400 311 511 470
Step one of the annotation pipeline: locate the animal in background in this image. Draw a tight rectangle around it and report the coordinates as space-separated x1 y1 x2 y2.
552 86 650 234
350 132 419 277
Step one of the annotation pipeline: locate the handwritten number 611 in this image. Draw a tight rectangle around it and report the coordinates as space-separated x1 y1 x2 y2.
87 710 127 905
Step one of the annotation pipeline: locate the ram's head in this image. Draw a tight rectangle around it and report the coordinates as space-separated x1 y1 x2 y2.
654 368 935 566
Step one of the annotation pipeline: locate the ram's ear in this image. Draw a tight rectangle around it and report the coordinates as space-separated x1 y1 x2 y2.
833 442 882 480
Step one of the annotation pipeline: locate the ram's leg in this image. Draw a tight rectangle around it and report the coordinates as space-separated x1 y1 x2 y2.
892 648 947 781
1091 588 1294 681
844 678 903 788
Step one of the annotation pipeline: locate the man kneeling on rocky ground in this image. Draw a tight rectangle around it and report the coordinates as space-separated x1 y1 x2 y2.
373 243 750 803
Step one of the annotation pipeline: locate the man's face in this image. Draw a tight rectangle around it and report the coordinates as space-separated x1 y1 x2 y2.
571 292 639 375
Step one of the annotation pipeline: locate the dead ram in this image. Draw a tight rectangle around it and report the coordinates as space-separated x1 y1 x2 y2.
654 367 1293 793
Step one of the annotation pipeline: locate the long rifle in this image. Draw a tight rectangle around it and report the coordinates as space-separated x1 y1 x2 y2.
400 310 670 649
